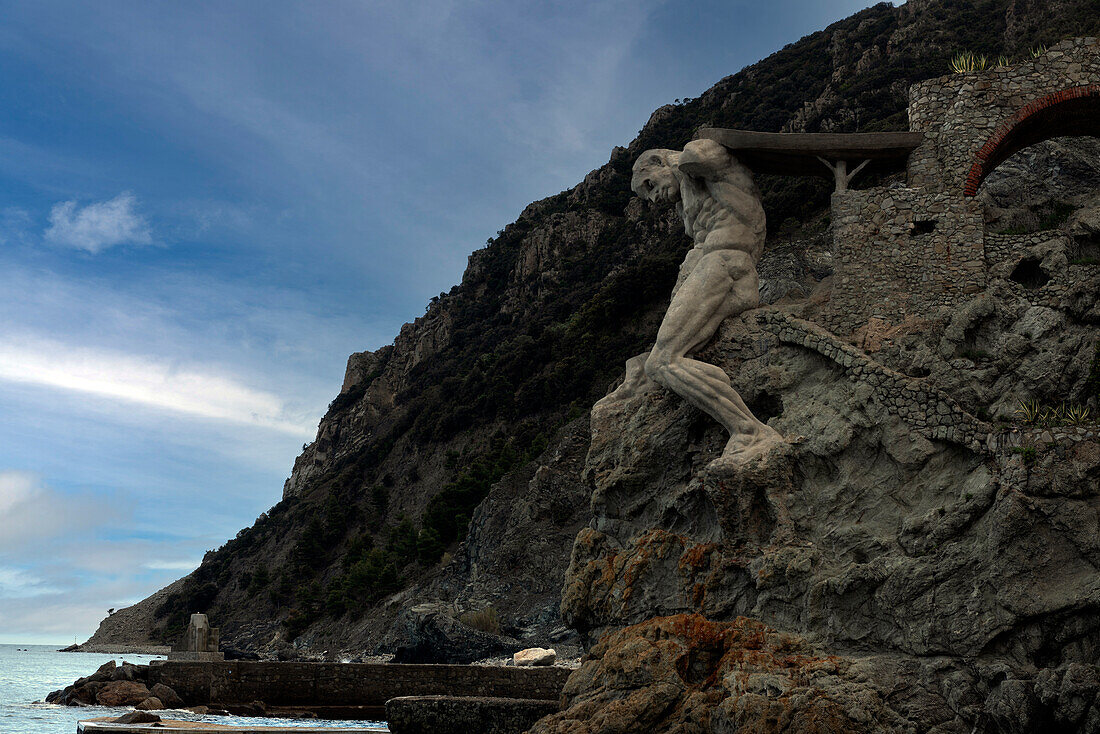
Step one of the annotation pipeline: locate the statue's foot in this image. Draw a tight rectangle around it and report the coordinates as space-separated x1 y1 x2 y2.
594 373 660 409
711 425 785 469
594 384 658 409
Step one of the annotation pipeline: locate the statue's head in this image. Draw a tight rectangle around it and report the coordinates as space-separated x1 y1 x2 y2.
631 149 680 204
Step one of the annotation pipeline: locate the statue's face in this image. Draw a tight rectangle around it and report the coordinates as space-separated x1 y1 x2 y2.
631 150 680 204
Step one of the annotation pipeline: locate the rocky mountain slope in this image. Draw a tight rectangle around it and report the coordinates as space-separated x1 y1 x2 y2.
85 0 1100 664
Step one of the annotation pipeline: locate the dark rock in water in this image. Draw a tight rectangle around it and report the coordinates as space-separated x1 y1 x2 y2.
114 710 161 725
222 646 260 661
391 608 524 664
386 696 559 734
58 644 78 652
69 682 103 706
135 696 164 711
96 681 152 707
150 683 184 708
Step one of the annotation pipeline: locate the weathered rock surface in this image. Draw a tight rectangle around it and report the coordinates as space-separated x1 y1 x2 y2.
114 710 161 724
150 683 184 708
135 696 163 711
46 660 158 707
96 681 152 707
531 614 906 734
549 230 1100 731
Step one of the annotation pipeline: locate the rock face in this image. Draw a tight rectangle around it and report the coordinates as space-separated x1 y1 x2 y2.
390 607 524 665
552 230 1100 730
531 614 904 734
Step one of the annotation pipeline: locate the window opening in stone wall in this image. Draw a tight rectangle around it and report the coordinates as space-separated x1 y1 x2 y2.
910 220 936 236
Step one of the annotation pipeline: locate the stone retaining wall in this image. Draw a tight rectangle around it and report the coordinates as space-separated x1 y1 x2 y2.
826 188 984 334
757 311 991 451
386 696 559 734
756 311 1097 456
147 661 569 707
983 230 1067 266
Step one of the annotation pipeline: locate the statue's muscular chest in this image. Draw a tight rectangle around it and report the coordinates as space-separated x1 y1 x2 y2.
678 180 727 243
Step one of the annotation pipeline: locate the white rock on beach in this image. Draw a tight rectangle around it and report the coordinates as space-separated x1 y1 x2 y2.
513 647 556 666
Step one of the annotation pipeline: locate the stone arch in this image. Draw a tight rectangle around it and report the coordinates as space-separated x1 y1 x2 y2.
963 85 1100 196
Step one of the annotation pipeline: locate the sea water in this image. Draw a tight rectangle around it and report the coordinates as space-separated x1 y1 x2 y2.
0 644 388 733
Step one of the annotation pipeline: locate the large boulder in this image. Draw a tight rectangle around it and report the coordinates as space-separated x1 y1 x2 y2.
150 683 184 708
96 681 152 707
514 647 556 666
114 711 161 725
391 607 524 664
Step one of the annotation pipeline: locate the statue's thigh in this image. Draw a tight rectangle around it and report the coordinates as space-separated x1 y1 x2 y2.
655 254 739 351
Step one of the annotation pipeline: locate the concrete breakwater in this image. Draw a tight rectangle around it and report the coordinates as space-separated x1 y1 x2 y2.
146 660 569 708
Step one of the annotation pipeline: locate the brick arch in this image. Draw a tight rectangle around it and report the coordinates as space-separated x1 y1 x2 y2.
963 84 1100 196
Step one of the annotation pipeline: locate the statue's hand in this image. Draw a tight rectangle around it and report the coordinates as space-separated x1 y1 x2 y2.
677 138 729 178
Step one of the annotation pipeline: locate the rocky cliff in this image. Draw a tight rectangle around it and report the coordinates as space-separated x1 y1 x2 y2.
85 0 1100 682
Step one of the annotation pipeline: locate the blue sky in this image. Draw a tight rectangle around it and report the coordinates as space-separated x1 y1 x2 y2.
0 0 886 644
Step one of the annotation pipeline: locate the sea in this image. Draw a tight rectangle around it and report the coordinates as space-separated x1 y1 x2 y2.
0 644 388 733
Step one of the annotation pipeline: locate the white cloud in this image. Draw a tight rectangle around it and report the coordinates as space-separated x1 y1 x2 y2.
0 566 60 598
44 192 152 253
0 337 315 436
0 472 116 554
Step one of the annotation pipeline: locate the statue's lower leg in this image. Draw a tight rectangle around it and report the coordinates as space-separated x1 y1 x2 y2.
646 354 782 463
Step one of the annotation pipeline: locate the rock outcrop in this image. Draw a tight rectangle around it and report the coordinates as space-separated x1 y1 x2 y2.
532 614 905 734
550 226 1100 730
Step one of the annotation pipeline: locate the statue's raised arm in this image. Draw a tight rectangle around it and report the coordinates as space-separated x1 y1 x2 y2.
594 143 782 465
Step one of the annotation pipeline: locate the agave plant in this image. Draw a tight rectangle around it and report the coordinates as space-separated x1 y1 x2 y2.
1040 403 1067 427
996 55 1012 69
1030 44 1048 59
953 52 993 73
1014 399 1041 424
1066 404 1092 426
951 52 977 73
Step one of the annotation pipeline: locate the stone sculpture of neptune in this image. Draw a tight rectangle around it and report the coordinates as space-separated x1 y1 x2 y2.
596 138 783 463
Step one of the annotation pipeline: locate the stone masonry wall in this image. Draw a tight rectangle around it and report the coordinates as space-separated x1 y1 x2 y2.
908 37 1100 194
147 660 569 707
826 187 985 334
983 230 1067 266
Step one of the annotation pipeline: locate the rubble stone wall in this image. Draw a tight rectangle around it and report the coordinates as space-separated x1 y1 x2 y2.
826 188 984 333
907 37 1100 194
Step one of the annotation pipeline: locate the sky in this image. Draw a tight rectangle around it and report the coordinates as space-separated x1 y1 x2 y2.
0 0 887 644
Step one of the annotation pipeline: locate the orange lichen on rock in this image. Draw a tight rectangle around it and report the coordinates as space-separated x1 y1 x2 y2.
530 614 899 734
678 542 717 574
